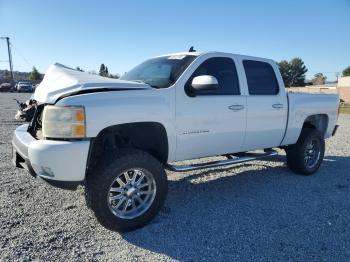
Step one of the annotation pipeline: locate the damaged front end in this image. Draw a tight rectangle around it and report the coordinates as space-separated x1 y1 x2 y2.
14 98 37 122
27 103 45 139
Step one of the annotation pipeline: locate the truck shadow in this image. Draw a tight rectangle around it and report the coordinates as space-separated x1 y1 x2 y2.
122 155 350 261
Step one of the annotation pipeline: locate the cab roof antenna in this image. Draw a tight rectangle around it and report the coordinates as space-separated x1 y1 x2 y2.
188 46 196 52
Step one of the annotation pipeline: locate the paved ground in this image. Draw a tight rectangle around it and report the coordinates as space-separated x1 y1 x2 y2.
1 93 350 261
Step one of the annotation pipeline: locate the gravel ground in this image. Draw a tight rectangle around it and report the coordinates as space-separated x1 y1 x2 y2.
1 93 350 261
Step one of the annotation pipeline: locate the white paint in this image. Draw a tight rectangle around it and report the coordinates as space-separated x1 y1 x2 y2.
13 124 90 181
33 63 150 103
14 51 340 182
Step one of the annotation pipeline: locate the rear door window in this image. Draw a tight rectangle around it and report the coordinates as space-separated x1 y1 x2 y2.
243 60 279 95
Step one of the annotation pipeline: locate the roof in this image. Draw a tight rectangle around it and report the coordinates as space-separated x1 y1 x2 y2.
156 51 275 64
156 51 204 58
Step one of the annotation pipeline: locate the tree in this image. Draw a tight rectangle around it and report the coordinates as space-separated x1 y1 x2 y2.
29 66 41 80
3 70 11 80
99 64 106 76
342 66 350 77
278 58 308 87
108 73 120 79
99 64 109 77
76 66 84 72
289 58 308 87
312 73 327 85
98 64 118 78
278 60 292 87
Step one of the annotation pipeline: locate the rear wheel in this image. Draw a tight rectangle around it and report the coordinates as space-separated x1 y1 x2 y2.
85 149 168 232
285 128 325 175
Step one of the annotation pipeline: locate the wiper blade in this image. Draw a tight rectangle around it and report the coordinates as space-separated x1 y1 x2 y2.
147 84 160 89
129 80 159 89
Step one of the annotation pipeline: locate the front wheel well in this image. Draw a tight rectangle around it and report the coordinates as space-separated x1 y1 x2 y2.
87 122 169 170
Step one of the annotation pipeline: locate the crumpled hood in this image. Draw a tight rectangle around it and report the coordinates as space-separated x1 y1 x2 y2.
33 63 151 103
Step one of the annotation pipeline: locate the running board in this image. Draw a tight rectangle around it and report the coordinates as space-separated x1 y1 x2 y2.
166 149 278 172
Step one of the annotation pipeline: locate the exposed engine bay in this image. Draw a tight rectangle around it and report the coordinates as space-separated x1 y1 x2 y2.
14 98 37 122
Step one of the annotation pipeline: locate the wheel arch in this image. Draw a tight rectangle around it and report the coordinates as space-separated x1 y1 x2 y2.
87 122 169 171
302 114 329 137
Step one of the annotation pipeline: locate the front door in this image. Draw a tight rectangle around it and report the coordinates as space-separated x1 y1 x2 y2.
175 56 247 161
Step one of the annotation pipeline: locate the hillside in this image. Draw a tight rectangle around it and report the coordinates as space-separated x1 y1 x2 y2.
0 69 43 81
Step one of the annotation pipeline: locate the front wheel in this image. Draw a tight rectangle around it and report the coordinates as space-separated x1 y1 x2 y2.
285 128 325 175
85 149 168 232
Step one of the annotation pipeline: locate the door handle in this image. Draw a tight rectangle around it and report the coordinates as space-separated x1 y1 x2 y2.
228 104 244 111
272 103 284 109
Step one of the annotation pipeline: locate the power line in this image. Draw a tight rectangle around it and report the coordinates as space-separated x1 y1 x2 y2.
10 43 33 68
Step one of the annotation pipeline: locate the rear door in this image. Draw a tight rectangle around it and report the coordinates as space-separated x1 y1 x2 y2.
241 59 288 150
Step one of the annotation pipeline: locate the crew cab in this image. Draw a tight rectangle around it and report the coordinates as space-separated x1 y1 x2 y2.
12 51 340 231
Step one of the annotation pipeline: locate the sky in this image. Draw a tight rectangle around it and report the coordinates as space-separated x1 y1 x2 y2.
0 0 349 81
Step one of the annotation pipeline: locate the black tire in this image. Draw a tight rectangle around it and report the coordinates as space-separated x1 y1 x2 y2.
85 149 168 232
285 128 325 175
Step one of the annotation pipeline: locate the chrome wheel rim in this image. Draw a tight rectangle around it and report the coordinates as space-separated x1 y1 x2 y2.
304 139 321 169
107 168 156 219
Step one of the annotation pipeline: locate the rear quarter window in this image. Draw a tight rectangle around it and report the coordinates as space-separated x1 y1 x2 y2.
243 60 279 95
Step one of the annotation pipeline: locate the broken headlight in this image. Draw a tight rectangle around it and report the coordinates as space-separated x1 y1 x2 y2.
42 105 86 139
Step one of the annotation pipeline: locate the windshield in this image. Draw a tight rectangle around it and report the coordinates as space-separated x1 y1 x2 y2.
120 55 197 88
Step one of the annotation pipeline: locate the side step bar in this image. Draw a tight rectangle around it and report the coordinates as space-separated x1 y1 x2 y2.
166 149 278 172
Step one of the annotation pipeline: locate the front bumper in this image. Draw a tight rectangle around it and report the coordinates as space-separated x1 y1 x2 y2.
12 124 90 182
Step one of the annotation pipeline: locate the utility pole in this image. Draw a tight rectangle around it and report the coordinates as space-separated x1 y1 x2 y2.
1 37 14 80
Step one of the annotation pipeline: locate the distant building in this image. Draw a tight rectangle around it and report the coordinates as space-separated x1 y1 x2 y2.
287 77 350 104
338 76 350 104
288 85 337 95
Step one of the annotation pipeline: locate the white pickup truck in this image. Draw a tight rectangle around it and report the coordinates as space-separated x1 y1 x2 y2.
12 51 340 231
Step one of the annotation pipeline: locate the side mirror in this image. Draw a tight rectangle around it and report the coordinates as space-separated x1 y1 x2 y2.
191 75 219 91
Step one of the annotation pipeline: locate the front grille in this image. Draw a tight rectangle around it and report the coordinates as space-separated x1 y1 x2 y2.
28 104 45 139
